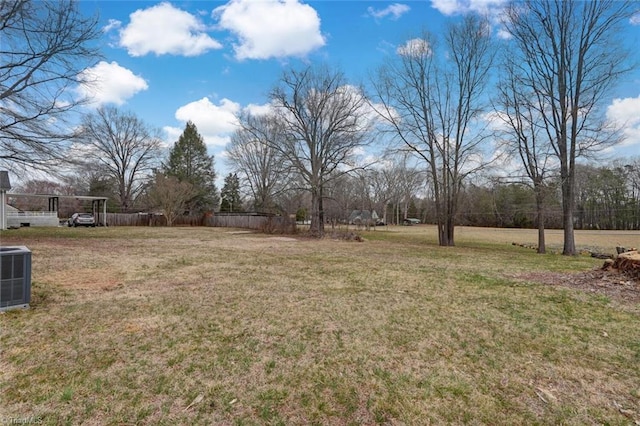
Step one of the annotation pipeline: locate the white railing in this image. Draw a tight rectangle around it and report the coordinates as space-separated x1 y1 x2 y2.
6 210 60 227
7 211 58 217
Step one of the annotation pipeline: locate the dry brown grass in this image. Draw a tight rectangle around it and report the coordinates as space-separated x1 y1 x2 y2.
378 225 640 251
1 225 639 425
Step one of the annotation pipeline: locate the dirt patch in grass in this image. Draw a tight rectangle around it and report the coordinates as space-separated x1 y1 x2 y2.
512 268 640 305
47 268 124 291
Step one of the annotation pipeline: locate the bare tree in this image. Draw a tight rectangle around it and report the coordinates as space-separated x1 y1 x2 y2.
227 113 290 213
77 106 162 212
495 61 557 253
147 172 195 226
368 169 394 225
393 154 426 223
11 178 80 213
371 15 494 245
0 0 101 172
369 154 425 225
323 172 363 228
267 64 373 237
502 0 634 255
627 159 640 230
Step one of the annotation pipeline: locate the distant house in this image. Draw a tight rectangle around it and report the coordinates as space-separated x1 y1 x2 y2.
348 210 379 226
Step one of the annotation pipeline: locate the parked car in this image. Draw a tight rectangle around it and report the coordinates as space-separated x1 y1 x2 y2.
68 213 96 227
403 218 421 225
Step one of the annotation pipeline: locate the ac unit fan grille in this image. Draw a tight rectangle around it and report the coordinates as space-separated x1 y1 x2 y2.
0 247 31 310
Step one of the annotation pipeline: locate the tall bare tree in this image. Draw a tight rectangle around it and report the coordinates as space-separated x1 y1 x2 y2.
77 106 162 212
0 0 101 172
266 64 372 237
495 61 557 253
502 0 635 255
227 113 290 213
371 15 494 246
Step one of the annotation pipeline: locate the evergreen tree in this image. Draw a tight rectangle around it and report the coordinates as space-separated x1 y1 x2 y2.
220 173 242 213
164 121 219 213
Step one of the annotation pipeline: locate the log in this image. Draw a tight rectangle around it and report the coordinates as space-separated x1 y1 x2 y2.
605 250 640 278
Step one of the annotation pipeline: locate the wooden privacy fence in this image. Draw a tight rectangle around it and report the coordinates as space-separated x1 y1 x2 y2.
105 213 205 227
104 212 296 232
205 214 296 233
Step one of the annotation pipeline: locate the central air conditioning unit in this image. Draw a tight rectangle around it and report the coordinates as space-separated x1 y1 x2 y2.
0 246 32 311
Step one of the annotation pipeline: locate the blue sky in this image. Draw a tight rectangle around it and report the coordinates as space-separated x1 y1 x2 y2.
75 0 640 181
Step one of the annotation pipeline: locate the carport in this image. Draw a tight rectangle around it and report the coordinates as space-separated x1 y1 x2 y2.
2 193 108 228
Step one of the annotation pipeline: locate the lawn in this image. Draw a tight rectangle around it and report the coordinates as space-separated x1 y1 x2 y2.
1 225 639 425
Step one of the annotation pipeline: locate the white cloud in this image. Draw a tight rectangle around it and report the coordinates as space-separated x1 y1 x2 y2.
244 103 274 116
481 110 510 132
213 0 325 60
119 2 222 57
162 126 183 146
631 13 640 26
496 28 512 40
368 3 410 20
430 0 511 43
607 95 640 147
166 97 241 147
431 0 462 15
102 19 121 33
431 0 509 16
76 61 148 106
217 150 229 160
396 38 432 57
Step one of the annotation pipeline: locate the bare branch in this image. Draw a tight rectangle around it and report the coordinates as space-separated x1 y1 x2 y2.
249 64 374 236
502 0 634 255
0 0 101 173
370 16 494 246
76 106 162 212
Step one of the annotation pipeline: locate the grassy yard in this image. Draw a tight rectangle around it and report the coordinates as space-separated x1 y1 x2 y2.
1 225 639 425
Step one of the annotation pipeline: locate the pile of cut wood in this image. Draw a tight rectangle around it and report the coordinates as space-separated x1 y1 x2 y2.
602 247 640 279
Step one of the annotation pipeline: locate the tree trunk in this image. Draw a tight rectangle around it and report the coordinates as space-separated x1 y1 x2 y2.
438 222 447 246
535 185 546 254
446 218 455 247
437 220 455 246
436 204 456 247
309 187 324 238
310 193 321 237
605 251 640 279
561 175 576 255
318 186 325 236
537 214 546 254
382 202 389 225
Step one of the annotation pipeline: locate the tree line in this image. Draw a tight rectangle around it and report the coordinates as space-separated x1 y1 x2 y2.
285 158 640 232
1 0 638 254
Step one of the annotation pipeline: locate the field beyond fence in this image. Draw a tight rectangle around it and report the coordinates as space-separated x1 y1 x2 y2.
0 225 639 424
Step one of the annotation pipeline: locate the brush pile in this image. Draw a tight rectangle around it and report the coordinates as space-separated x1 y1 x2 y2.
602 247 640 280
